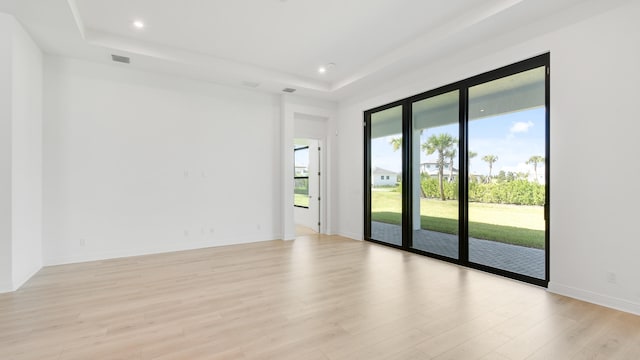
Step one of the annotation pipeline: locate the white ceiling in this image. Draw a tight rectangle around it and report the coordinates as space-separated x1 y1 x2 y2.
0 0 629 100
78 0 482 80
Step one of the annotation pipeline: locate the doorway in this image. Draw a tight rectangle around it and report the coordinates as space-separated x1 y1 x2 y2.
294 138 321 235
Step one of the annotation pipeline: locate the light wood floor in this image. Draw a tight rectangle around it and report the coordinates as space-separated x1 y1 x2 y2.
1 235 639 360
296 224 318 237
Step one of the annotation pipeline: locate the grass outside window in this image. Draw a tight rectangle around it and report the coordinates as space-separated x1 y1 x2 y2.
371 188 544 249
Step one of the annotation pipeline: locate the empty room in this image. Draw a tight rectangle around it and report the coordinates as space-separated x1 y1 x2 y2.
1 0 639 359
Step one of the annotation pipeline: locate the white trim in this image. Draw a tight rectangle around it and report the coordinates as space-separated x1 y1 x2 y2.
11 265 41 292
338 231 362 241
548 282 640 316
44 235 281 266
65 0 87 39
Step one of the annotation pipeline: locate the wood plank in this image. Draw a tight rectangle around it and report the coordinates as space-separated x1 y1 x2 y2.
0 235 637 359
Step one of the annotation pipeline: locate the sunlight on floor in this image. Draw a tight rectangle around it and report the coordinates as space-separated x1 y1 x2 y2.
295 224 318 236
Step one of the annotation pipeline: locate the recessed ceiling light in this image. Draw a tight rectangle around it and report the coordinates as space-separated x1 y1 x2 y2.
133 20 145 29
318 62 336 74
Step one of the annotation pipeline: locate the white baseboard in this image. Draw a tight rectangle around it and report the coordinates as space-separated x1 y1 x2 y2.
45 235 281 266
338 231 362 241
548 282 640 316
11 265 42 291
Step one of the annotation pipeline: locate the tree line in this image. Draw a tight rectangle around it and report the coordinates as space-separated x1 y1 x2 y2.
389 134 545 202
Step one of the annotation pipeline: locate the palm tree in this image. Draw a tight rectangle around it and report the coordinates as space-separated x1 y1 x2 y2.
482 155 498 183
468 151 478 182
423 134 457 200
526 155 545 182
445 148 457 182
389 135 431 198
389 137 402 151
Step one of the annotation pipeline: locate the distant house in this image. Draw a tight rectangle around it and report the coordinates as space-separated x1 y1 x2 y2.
420 162 458 181
295 166 308 177
372 167 398 187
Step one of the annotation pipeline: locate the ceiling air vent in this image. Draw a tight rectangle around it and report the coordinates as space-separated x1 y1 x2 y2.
111 54 130 64
282 88 296 93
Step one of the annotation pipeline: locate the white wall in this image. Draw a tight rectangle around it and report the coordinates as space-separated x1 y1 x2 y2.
0 14 13 292
336 1 640 314
43 56 282 265
10 15 43 290
0 13 43 292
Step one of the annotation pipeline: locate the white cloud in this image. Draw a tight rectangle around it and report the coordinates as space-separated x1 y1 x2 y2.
509 121 534 134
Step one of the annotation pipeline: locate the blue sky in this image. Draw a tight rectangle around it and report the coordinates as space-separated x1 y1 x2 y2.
372 107 546 180
294 147 310 169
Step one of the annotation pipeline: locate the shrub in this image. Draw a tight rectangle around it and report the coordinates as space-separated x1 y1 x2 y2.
420 177 458 200
423 178 544 206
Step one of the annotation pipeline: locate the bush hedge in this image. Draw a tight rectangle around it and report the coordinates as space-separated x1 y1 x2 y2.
420 177 544 206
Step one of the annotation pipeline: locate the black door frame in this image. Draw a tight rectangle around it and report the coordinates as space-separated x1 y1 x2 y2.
364 53 550 287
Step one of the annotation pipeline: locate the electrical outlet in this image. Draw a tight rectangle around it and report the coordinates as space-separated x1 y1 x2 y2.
184 230 189 237
606 272 617 284
79 238 86 247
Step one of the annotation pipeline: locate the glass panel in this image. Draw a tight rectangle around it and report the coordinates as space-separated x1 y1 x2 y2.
370 105 403 246
411 90 459 259
294 178 309 207
468 67 546 279
294 147 309 176
294 146 309 207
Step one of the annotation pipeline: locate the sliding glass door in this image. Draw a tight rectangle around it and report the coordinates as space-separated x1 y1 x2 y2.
364 54 549 286
366 105 403 246
411 90 460 259
467 66 547 280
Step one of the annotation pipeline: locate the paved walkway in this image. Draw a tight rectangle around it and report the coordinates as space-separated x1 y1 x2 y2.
371 221 545 279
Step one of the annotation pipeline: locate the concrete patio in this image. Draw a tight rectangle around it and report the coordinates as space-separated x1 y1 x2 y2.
371 221 545 279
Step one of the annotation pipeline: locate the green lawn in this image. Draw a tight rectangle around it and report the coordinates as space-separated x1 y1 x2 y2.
294 193 309 208
371 189 545 249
